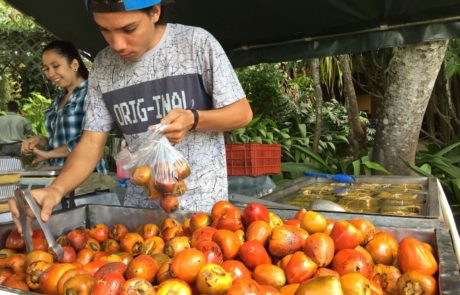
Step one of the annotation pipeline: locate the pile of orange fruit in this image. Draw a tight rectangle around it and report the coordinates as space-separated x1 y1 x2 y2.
0 201 438 294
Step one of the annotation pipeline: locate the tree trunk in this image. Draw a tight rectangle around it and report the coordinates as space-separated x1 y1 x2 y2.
425 95 436 141
373 40 449 175
338 54 368 159
309 58 323 154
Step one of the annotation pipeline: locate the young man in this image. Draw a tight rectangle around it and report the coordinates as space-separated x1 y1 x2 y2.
9 0 252 230
0 101 32 157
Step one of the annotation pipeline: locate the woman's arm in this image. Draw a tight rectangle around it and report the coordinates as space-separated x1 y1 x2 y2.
9 130 108 233
32 145 70 163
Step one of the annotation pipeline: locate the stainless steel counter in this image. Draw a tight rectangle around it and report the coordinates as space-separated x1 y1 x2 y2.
0 204 458 294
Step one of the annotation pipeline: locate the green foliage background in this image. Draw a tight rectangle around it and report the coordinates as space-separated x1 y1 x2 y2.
1 0 460 203
233 63 378 175
0 0 54 105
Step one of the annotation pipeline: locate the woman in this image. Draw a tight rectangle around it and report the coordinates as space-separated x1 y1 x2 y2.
22 40 106 173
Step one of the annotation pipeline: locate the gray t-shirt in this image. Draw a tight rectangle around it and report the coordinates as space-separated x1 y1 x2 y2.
84 23 245 212
0 112 32 144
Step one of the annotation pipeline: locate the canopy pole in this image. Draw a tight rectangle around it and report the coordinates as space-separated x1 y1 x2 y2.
230 15 460 52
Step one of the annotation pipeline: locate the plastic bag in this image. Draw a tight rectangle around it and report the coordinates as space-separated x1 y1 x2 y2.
114 124 191 213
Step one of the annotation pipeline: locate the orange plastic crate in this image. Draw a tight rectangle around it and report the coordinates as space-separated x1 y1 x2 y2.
225 143 281 176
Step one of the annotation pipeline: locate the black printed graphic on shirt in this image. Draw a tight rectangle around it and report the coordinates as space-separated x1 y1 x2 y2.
84 24 247 213
102 74 212 135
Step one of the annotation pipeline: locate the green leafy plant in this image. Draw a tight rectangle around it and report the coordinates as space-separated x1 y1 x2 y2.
403 139 460 203
320 56 343 97
226 116 293 157
445 40 460 78
335 152 390 175
235 60 379 180
236 63 307 125
237 64 284 115
21 92 52 136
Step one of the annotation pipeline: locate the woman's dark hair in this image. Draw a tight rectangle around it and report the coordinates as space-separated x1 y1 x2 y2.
42 40 89 80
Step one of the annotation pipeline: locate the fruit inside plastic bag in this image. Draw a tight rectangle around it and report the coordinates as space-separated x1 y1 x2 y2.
114 124 191 213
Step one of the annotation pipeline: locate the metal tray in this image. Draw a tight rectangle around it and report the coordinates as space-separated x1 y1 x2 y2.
0 171 60 178
263 176 440 218
20 171 60 177
0 157 22 173
0 157 61 178
0 185 19 202
0 169 60 202
0 204 457 294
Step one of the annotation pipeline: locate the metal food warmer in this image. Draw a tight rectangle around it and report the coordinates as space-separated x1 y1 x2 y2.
262 176 440 218
0 157 60 204
260 175 460 291
0 204 458 294
262 176 460 252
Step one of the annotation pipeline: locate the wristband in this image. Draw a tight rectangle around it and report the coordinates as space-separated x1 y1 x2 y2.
188 108 199 131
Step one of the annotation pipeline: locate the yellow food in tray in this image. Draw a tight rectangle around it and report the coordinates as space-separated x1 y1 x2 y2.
379 195 425 206
389 183 424 191
354 183 391 190
296 193 337 202
281 193 337 207
377 191 417 199
337 192 373 200
0 173 20 184
282 180 429 216
334 189 370 197
337 198 379 211
283 199 313 207
301 183 347 192
379 205 422 216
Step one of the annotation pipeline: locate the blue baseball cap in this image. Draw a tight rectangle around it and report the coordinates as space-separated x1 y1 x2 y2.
86 0 161 12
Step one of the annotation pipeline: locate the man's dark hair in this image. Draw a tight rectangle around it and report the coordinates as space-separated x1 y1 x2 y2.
86 0 166 23
87 0 125 12
6 101 19 113
87 0 161 13
139 5 166 23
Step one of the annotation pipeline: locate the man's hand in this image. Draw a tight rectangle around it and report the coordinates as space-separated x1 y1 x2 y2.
149 109 195 143
8 187 63 235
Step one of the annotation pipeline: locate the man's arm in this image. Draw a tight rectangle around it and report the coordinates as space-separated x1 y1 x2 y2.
158 98 253 143
9 130 108 232
49 130 109 197
192 98 253 131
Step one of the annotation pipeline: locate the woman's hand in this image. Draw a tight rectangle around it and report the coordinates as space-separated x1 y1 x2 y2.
22 136 42 155
32 148 50 164
8 187 63 235
149 109 195 144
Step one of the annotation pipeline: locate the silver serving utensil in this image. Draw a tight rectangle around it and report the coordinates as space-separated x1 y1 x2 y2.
14 189 33 252
14 188 63 260
308 199 346 212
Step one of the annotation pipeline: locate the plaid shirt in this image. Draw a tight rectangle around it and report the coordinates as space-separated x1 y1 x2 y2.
45 80 107 173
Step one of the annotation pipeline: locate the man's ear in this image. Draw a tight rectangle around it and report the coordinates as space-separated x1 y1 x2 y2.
150 4 161 22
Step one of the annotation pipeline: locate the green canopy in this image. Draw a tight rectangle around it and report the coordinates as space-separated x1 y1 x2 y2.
5 0 460 67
